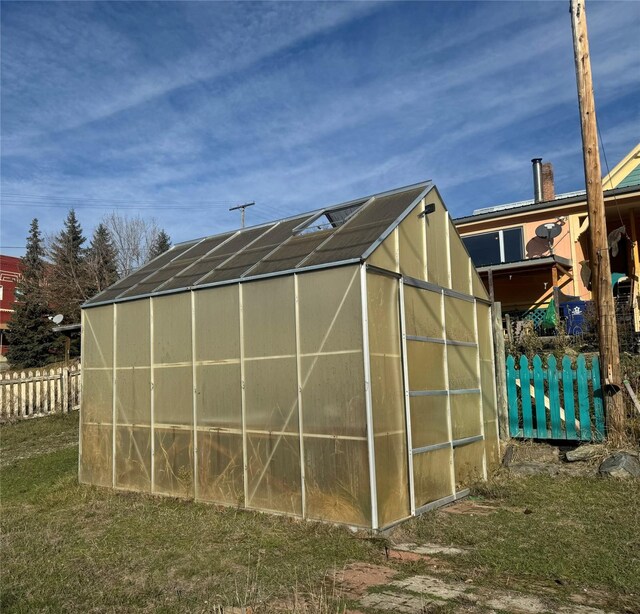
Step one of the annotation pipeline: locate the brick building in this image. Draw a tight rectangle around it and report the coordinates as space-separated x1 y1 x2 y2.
0 255 22 358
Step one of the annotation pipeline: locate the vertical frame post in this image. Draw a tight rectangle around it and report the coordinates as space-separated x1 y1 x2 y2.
398 278 415 516
150 298 155 493
78 309 85 477
112 304 117 488
191 291 199 500
293 274 306 518
360 265 378 530
239 284 249 508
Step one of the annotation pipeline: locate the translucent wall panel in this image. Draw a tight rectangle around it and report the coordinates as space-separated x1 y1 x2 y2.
243 277 301 515
194 285 240 362
297 267 370 525
300 354 365 436
303 438 370 526
477 301 499 468
152 293 193 497
425 198 449 288
404 286 442 339
81 306 114 486
153 293 192 364
246 433 301 515
449 219 472 295
398 207 425 280
368 228 399 273
115 426 151 492
413 447 453 508
84 306 113 369
410 395 449 449
244 277 296 358
116 368 151 425
154 366 192 425
82 370 113 425
114 300 151 491
447 345 479 390
194 286 243 504
454 441 484 489
476 302 493 361
481 360 500 467
154 427 194 497
407 341 446 391
367 272 409 527
444 296 475 342
79 424 112 487
197 431 243 505
472 270 489 300
116 300 150 367
450 393 482 440
297 266 362 355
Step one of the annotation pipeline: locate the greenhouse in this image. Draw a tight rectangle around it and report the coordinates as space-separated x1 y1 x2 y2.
79 181 499 530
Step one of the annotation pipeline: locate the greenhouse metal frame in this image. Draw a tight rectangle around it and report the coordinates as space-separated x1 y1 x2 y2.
80 181 499 530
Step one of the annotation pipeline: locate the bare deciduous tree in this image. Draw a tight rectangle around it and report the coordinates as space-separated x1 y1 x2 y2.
103 212 161 277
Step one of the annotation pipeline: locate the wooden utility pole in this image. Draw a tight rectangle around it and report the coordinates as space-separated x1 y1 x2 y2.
570 0 625 444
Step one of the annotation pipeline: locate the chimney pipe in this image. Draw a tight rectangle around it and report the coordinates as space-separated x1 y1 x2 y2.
532 158 543 203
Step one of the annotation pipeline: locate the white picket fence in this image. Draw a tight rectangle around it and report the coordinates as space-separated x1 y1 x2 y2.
0 365 81 419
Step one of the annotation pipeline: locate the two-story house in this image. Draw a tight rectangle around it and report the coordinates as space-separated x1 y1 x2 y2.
454 144 640 338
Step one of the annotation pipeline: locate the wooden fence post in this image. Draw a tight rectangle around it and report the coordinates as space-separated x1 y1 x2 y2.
62 367 69 413
492 301 509 439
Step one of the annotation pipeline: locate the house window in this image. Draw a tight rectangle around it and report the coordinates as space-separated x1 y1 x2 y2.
462 227 523 267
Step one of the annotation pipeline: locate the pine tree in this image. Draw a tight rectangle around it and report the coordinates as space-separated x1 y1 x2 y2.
47 209 88 322
86 223 119 297
6 220 60 369
149 229 171 260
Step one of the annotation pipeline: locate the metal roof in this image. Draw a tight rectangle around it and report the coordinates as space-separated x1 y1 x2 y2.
84 181 433 308
454 184 640 226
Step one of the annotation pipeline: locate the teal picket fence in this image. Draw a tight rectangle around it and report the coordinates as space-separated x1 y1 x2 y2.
506 354 605 441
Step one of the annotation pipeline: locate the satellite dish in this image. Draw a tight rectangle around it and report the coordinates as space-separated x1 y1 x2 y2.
52 314 64 325
535 222 562 243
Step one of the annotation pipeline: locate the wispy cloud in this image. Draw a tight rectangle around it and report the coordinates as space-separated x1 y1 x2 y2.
2 1 638 251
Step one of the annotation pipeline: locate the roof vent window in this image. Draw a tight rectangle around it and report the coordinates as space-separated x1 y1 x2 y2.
294 200 367 236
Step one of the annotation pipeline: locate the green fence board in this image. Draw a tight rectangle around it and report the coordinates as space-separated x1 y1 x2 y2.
532 355 547 439
576 355 591 440
519 354 534 438
562 355 577 440
506 355 519 437
591 356 605 441
547 355 562 439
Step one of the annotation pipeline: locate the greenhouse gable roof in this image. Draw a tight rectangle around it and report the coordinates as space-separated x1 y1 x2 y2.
85 181 433 307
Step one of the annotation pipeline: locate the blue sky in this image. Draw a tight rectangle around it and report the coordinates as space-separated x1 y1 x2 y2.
2 1 638 254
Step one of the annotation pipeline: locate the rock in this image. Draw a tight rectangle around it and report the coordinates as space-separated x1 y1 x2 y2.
508 462 561 477
565 445 604 462
598 453 640 479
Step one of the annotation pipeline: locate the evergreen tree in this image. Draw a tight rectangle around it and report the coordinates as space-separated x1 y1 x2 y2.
6 220 60 369
149 229 171 260
86 223 119 296
47 209 88 322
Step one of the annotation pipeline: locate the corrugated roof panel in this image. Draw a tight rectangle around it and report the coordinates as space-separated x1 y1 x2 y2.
84 241 198 305
303 186 426 267
180 225 274 285
200 215 313 283
157 231 239 291
248 230 334 276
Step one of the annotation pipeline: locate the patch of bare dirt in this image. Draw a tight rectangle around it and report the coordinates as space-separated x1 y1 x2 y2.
440 500 498 516
333 562 397 598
